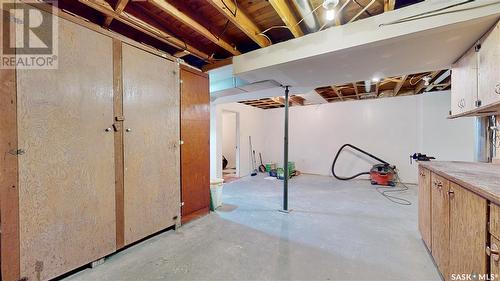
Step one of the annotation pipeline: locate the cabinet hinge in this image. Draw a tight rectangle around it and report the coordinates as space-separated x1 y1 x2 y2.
115 116 125 121
475 100 482 107
181 202 185 206
475 44 481 52
179 140 184 145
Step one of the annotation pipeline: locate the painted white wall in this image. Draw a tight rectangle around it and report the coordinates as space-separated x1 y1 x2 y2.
262 91 475 184
222 111 237 169
211 102 266 179
417 92 477 163
211 91 477 184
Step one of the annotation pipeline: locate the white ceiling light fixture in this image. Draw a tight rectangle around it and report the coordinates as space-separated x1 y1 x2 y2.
372 77 380 83
323 0 339 21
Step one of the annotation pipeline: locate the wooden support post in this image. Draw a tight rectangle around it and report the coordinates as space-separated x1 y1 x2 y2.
113 39 125 250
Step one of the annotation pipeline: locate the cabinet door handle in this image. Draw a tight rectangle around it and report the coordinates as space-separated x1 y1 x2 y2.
448 190 455 199
487 244 500 257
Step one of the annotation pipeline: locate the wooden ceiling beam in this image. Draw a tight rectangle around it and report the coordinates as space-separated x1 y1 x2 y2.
348 0 376 23
314 89 330 102
290 95 305 106
103 0 129 28
352 82 360 99
414 71 440 94
206 0 270 48
79 0 212 61
331 86 343 101
201 57 232 72
149 0 240 56
384 0 396 12
268 0 304 38
393 74 408 96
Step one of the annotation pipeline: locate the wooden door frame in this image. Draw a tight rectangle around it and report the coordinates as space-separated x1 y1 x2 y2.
0 5 20 280
221 110 240 177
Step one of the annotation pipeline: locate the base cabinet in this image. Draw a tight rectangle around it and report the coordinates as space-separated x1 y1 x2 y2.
421 167 489 281
449 182 487 279
418 167 432 249
430 173 450 280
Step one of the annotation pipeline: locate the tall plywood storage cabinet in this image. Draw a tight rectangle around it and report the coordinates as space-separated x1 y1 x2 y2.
0 5 182 281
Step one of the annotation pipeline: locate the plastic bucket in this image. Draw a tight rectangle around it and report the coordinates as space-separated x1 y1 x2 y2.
210 178 224 210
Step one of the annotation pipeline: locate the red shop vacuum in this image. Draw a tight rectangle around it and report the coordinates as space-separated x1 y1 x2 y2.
331 144 396 186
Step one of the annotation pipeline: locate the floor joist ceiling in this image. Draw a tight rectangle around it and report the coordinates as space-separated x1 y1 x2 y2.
239 69 450 109
49 0 424 69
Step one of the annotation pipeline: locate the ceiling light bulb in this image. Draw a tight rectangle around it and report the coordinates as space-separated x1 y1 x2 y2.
372 77 380 83
326 9 335 21
323 0 340 9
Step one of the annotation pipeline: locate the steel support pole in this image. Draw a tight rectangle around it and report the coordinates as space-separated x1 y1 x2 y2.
283 86 289 211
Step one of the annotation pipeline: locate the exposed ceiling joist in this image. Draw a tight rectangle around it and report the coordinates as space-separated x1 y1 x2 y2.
103 0 129 28
206 0 270 48
290 95 305 105
375 82 380 96
335 0 352 26
348 0 376 23
201 57 232 72
174 50 190 58
393 74 408 96
352 82 360 99
79 0 212 61
149 0 240 56
268 0 304 38
414 71 440 94
384 0 396 12
331 86 343 101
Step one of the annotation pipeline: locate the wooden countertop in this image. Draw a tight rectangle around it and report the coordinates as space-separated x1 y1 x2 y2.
419 161 500 205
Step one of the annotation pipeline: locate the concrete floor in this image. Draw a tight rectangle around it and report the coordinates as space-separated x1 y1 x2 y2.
66 174 440 281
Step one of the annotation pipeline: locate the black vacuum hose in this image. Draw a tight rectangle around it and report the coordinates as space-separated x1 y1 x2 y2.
331 144 389 180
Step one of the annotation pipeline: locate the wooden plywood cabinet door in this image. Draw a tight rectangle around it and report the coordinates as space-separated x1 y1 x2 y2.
489 235 500 278
449 183 487 279
418 167 431 250
16 16 116 281
451 46 478 115
478 21 500 107
122 44 180 245
180 66 210 223
431 173 450 280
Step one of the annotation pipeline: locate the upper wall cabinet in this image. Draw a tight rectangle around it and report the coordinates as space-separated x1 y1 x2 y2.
478 21 500 107
451 46 478 115
450 20 500 118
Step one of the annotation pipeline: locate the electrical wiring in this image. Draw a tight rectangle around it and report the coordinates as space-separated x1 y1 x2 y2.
221 0 238 17
376 173 412 206
257 2 324 44
409 73 426 86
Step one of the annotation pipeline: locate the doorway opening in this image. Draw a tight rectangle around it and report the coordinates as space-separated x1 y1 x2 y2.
222 111 240 183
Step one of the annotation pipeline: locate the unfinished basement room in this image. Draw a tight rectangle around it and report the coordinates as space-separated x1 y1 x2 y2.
1 0 500 280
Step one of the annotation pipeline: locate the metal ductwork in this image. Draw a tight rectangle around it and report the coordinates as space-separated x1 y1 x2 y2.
293 0 319 32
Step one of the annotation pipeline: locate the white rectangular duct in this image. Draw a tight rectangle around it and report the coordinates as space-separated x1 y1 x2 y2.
233 0 500 87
